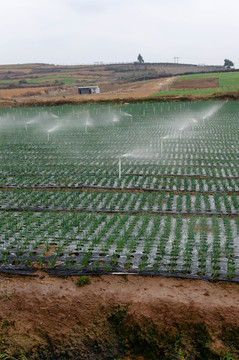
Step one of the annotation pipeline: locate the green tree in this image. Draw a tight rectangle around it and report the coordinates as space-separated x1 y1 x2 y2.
138 54 144 64
224 59 234 68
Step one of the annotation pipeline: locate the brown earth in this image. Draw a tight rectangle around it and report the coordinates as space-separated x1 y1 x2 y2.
0 77 176 102
0 272 238 359
0 62 233 108
171 78 219 90
1 80 238 109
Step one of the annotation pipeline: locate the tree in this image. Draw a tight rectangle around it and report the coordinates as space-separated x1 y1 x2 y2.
224 59 234 68
137 54 144 64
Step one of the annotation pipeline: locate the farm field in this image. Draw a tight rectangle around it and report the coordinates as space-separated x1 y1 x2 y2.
0 101 238 281
154 71 239 97
0 62 232 107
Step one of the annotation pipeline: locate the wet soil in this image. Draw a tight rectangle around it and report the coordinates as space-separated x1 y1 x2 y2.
0 273 238 359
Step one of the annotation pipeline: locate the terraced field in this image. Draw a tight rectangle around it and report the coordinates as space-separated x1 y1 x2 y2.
0 101 238 280
154 71 239 96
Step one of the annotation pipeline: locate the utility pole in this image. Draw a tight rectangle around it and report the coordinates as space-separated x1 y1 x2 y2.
174 57 179 64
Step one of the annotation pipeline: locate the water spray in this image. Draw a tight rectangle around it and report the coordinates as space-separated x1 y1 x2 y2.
179 127 184 139
160 137 164 155
112 116 119 127
122 111 133 122
85 119 90 134
47 124 60 142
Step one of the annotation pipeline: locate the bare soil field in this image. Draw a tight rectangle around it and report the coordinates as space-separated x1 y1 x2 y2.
171 78 219 90
0 273 238 359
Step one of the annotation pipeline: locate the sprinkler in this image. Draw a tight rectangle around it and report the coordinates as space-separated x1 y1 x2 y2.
25 123 28 131
85 120 89 134
47 124 61 142
160 137 164 155
179 127 184 139
160 136 168 155
112 116 118 127
118 154 122 179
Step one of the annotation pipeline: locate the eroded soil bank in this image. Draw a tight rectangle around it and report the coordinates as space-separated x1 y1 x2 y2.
0 274 238 359
0 92 239 109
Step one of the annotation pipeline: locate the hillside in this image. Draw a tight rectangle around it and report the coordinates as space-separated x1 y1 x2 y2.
0 62 225 92
1 63 239 108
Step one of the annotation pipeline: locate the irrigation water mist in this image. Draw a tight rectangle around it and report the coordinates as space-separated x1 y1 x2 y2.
121 111 133 122
50 113 59 119
25 117 41 131
112 115 120 127
160 136 169 154
84 118 92 134
47 124 62 142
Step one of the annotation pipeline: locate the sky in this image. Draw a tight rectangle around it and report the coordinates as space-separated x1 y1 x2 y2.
1 0 238 67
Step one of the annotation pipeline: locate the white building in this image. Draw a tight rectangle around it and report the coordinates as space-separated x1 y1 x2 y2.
78 86 100 95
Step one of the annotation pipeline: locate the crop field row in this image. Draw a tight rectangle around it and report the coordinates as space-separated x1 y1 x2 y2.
0 173 238 192
0 189 238 215
0 211 238 280
0 101 238 280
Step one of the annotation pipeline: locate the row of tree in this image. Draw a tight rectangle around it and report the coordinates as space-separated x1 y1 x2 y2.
137 54 235 68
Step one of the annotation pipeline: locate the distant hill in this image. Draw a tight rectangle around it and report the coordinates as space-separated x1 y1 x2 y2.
0 62 227 90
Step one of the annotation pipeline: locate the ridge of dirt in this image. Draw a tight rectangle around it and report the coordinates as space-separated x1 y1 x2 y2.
1 90 239 109
0 273 238 359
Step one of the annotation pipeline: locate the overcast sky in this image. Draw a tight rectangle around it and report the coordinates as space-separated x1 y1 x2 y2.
1 0 238 67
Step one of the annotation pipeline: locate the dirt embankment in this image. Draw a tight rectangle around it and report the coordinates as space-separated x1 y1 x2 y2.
0 273 238 359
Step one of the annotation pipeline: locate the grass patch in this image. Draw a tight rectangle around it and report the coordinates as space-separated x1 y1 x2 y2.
153 71 239 96
153 88 231 96
26 76 78 85
75 276 91 287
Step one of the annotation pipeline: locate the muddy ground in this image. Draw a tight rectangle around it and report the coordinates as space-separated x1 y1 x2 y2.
0 273 238 359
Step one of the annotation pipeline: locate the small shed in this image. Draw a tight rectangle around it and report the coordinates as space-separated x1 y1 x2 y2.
78 86 100 95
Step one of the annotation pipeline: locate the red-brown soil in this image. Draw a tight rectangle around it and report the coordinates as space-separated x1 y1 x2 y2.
171 78 219 90
0 273 238 359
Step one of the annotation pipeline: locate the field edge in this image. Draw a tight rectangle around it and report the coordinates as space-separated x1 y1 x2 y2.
0 274 238 359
